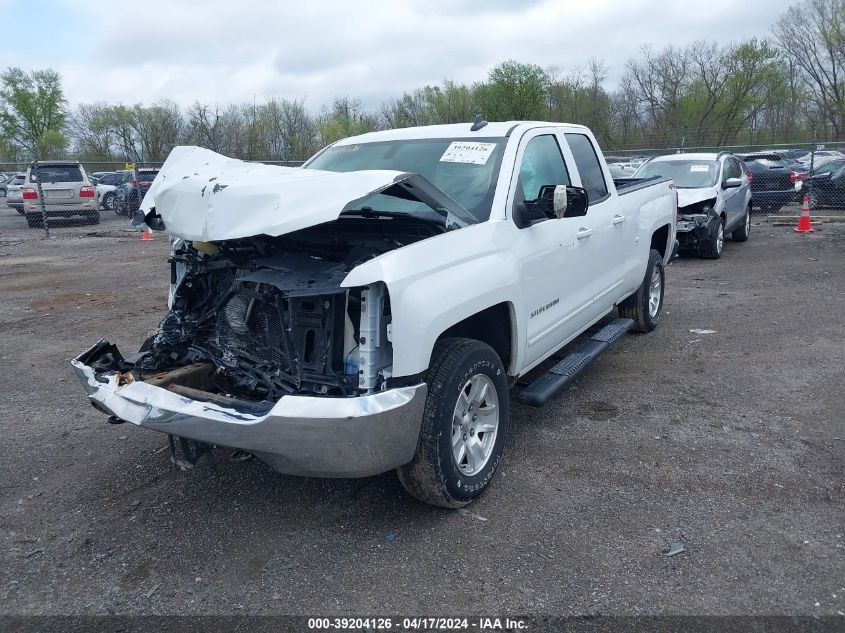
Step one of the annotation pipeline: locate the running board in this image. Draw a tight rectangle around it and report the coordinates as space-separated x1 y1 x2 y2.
518 318 634 407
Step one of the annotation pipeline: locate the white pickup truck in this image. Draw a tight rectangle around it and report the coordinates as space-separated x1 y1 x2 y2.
73 121 677 507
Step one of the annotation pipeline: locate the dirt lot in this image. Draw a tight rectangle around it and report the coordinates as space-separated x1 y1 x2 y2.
0 199 843 618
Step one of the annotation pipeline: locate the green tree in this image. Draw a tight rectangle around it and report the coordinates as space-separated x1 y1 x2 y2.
317 97 378 145
475 61 549 121
0 67 67 158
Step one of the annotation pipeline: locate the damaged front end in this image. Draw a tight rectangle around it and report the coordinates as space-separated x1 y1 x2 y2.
73 221 433 475
676 198 720 251
71 146 489 476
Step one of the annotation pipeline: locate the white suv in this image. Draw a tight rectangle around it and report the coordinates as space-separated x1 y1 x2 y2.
634 152 752 259
22 161 99 228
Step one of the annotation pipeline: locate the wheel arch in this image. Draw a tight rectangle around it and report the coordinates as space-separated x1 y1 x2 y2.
433 302 516 376
650 223 672 260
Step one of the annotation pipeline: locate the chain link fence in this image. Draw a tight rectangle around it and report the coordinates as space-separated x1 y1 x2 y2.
0 159 304 238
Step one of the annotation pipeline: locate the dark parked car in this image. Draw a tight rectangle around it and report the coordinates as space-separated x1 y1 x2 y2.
737 153 798 213
804 159 845 208
115 167 159 215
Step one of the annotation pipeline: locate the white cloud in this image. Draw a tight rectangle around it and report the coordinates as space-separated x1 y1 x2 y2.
16 0 796 110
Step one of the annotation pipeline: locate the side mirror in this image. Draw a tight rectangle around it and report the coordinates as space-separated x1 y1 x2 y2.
537 184 589 219
133 207 165 231
723 178 742 189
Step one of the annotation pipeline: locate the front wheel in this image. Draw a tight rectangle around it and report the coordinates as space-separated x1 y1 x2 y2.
618 249 665 333
732 205 751 242
701 216 725 259
397 338 509 508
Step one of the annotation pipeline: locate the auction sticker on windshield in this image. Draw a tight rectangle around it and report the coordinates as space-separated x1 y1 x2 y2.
690 165 711 172
440 142 497 165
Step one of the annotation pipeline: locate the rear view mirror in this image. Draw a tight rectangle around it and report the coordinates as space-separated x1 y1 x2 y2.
724 178 742 189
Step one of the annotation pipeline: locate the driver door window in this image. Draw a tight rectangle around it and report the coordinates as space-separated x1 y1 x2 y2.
517 135 570 202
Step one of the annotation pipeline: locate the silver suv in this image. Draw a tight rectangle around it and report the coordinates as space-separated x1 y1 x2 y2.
634 152 752 259
22 161 99 229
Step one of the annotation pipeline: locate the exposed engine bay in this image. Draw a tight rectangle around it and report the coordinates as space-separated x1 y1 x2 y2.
99 214 445 404
676 198 720 249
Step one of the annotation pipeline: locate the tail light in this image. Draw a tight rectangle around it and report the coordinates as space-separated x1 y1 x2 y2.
131 180 137 187
745 172 753 183
22 187 38 200
79 186 95 198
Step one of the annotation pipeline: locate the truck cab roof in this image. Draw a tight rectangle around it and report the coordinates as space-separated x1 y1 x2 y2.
332 121 593 145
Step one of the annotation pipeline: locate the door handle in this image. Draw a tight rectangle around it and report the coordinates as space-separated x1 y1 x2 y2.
612 215 626 225
576 228 593 240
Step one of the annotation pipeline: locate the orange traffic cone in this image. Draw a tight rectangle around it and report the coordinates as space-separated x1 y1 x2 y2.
795 195 814 233
140 228 154 241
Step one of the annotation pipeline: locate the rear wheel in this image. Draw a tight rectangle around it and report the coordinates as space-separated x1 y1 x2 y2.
701 217 725 259
618 249 665 333
732 205 751 242
87 211 100 225
397 338 509 508
25 213 43 229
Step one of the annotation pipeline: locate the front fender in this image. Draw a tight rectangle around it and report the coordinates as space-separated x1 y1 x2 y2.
343 222 522 377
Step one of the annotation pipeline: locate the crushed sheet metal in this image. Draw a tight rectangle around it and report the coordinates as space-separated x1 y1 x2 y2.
139 146 474 242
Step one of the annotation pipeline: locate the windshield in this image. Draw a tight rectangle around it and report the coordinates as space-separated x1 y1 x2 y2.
305 137 506 221
636 160 720 188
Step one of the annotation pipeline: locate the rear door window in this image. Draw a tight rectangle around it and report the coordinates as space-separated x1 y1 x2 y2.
564 133 608 203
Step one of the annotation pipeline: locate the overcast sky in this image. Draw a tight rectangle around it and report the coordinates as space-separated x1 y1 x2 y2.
2 0 795 111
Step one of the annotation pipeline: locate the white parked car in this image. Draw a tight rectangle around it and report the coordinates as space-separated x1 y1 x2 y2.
5 173 26 214
797 150 845 169
93 171 127 212
634 152 752 259
73 121 677 507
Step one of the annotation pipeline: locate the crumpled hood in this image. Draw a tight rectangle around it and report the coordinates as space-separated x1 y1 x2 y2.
140 146 471 241
677 186 719 209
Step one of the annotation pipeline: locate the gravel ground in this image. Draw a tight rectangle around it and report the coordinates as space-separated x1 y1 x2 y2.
0 200 843 618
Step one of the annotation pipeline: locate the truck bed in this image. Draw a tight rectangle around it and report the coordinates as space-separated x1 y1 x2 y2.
613 176 670 195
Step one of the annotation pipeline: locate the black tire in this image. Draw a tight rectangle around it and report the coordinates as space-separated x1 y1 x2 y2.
87 212 100 225
25 213 43 229
701 216 725 259
618 249 665 333
732 205 751 242
0 188 6 198
103 192 118 213
15 206 24 215
397 338 509 508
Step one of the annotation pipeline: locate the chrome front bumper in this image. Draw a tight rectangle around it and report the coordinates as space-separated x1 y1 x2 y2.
71 358 427 478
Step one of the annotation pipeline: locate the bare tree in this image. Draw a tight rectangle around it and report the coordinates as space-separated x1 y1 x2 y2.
774 0 845 135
